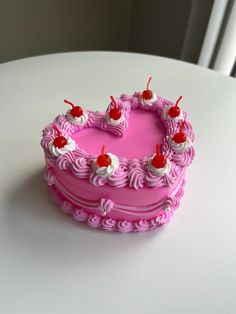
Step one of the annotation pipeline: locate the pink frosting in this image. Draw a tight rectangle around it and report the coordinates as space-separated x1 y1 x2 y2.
128 159 145 190
87 214 101 228
98 198 114 216
41 93 194 191
45 179 185 232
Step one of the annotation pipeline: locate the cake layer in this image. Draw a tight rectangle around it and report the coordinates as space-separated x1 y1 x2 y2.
45 161 185 221
45 168 185 232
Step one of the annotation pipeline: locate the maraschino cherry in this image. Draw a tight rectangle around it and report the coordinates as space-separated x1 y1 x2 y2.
109 96 122 120
168 96 182 118
52 125 68 148
142 77 153 100
64 99 83 118
96 145 112 167
152 144 167 169
172 121 186 144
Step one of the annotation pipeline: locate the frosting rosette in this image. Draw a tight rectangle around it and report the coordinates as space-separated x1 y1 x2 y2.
92 153 119 178
105 110 124 126
139 92 157 106
168 136 191 153
67 109 88 126
162 105 184 121
147 157 171 176
48 137 75 157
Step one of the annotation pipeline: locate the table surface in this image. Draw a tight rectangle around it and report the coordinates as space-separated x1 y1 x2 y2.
0 52 236 314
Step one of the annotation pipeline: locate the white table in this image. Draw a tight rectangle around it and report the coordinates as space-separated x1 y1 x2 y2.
0 52 236 314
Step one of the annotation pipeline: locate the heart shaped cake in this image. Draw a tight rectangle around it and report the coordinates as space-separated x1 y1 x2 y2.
41 79 195 232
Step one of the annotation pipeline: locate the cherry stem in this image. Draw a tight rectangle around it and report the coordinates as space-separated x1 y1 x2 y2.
179 120 185 133
52 124 61 137
146 77 152 90
175 96 182 108
64 99 75 108
101 145 106 155
156 144 160 155
110 96 118 109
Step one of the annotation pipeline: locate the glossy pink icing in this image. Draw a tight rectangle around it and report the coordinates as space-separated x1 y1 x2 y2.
46 177 185 232
41 91 195 232
73 109 165 159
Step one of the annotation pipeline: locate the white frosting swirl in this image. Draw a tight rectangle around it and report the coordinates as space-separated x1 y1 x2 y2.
147 157 171 176
162 106 184 121
48 137 75 157
67 110 88 125
169 136 191 153
92 153 119 178
139 92 157 106
105 111 124 126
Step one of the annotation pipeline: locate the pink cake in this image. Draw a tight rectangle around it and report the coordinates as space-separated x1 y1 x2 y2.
41 78 195 232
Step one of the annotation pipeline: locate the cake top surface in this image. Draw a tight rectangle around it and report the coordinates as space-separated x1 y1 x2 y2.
41 79 195 190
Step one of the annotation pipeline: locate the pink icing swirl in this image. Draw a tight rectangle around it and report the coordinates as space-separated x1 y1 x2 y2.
89 171 107 186
87 214 101 228
61 201 74 214
156 210 172 225
108 160 129 188
71 157 90 178
44 166 55 186
101 218 116 231
98 198 114 216
145 170 165 187
171 146 195 167
128 159 145 190
134 220 150 232
73 209 89 222
56 151 76 170
117 221 133 232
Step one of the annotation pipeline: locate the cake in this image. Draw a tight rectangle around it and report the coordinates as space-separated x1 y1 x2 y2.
41 78 195 232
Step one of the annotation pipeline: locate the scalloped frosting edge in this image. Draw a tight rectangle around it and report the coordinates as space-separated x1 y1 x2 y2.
45 174 186 233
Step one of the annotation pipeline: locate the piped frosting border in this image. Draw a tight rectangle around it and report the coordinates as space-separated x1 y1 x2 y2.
41 93 195 190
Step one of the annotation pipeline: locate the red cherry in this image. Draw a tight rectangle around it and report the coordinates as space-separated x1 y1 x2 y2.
152 154 167 168
96 145 112 167
142 77 153 100
70 106 83 118
172 132 186 143
109 107 122 120
152 144 167 168
168 106 180 118
142 89 153 100
64 99 83 118
173 121 186 143
53 136 68 148
109 96 122 120
52 125 68 148
168 96 182 118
